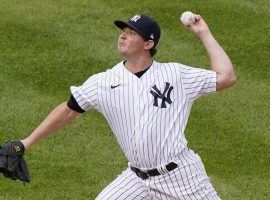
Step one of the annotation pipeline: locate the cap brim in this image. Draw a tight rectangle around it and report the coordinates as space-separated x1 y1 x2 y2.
114 20 148 40
114 20 128 30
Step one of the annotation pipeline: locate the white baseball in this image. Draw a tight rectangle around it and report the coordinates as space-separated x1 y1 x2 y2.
180 11 196 26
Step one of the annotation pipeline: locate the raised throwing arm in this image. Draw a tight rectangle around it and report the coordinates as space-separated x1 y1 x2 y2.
181 13 237 91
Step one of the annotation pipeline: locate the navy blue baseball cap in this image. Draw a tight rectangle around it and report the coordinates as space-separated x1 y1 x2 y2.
114 14 161 48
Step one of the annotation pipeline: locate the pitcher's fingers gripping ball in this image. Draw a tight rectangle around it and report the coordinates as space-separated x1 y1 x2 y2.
180 11 201 26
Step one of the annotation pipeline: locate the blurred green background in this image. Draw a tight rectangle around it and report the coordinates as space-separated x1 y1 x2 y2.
0 0 269 199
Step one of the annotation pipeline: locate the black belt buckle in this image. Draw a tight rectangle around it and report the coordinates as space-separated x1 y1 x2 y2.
131 166 149 180
130 162 178 180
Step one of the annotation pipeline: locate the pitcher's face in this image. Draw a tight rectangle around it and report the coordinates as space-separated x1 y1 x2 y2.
117 27 147 57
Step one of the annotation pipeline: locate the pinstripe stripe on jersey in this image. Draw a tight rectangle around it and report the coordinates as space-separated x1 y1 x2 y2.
179 64 217 101
70 61 216 169
70 73 102 111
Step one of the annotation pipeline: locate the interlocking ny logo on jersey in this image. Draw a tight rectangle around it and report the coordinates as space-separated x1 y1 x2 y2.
130 14 141 22
150 82 173 108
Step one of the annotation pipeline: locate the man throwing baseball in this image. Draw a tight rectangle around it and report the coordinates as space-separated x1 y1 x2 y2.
10 12 235 199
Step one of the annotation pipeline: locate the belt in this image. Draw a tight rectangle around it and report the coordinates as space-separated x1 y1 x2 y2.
130 162 178 180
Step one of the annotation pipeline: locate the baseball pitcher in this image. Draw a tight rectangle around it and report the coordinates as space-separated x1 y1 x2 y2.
1 12 236 199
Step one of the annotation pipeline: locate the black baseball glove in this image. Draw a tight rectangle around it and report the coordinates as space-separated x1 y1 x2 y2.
0 140 30 183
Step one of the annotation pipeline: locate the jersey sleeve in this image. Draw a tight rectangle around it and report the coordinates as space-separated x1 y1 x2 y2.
179 64 217 101
70 73 103 111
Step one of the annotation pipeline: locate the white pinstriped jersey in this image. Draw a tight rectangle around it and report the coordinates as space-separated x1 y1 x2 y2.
70 60 216 169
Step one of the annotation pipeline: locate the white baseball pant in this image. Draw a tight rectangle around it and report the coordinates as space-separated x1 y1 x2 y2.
95 149 221 200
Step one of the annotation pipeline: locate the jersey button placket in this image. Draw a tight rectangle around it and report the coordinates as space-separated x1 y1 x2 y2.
137 81 148 165
132 75 142 165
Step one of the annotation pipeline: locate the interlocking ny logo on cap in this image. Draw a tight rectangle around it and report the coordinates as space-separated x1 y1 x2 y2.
130 14 141 22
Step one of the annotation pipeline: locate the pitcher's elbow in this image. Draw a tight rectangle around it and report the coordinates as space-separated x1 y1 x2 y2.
229 73 237 86
216 73 237 91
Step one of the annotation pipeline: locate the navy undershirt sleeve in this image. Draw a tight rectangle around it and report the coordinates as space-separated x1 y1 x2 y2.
67 95 85 113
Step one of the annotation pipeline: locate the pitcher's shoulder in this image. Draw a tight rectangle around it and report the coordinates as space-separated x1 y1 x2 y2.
155 61 186 72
